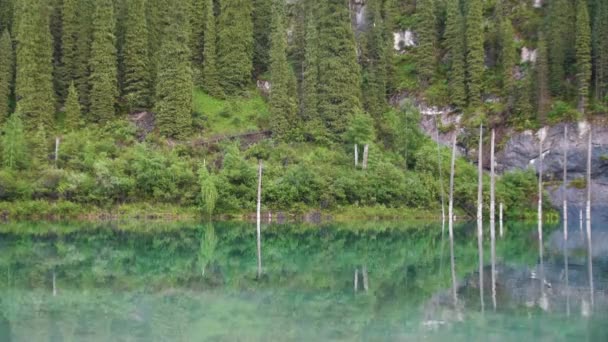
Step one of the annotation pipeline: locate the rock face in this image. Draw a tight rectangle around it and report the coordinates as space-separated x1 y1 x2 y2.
521 47 537 64
393 30 416 51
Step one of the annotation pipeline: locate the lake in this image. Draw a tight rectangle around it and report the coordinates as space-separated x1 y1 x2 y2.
0 220 606 341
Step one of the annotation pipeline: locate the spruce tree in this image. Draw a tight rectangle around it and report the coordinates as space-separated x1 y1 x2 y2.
75 0 95 111
498 18 516 102
123 0 151 111
217 0 254 95
301 3 323 137
0 29 13 123
575 0 591 114
0 0 14 33
382 0 397 95
50 0 64 102
89 0 118 123
547 0 575 97
61 0 79 99
191 0 205 85
444 0 466 109
465 0 484 107
252 0 272 76
30 123 48 169
154 0 193 138
15 0 55 130
317 0 362 137
1 112 26 170
592 0 608 102
268 0 297 139
536 34 550 123
362 0 388 119
416 0 436 86
201 0 222 97
64 81 81 130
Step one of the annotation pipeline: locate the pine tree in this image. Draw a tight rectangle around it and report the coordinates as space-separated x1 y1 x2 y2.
89 0 118 123
444 0 466 109
75 0 95 111
536 34 550 123
217 0 253 95
1 112 26 170
154 0 193 138
252 0 272 76
575 0 591 114
317 0 362 137
416 0 436 86
465 0 484 107
30 123 48 169
123 0 151 111
268 0 297 139
201 0 222 97
362 0 388 119
498 18 516 102
593 0 608 102
0 29 13 123
382 0 397 95
301 2 323 138
64 81 81 130
547 0 575 97
61 0 79 99
191 0 205 85
50 0 64 102
15 0 55 130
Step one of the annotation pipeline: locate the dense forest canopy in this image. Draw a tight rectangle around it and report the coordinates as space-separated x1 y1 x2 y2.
0 0 602 217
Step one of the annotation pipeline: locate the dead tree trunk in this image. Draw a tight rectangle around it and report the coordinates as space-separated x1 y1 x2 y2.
54 137 60 168
586 129 594 308
448 134 458 307
362 144 369 170
257 160 263 279
476 124 484 312
354 144 359 168
490 129 497 310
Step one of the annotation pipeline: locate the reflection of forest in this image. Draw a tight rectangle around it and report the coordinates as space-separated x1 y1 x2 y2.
0 221 606 340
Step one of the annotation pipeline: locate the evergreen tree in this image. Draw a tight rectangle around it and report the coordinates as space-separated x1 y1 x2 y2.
416 0 436 86
444 0 466 109
513 73 534 124
498 17 516 102
382 0 397 95
64 81 81 130
592 0 608 102
30 123 48 169
74 0 95 111
61 0 79 99
465 0 484 107
217 0 253 95
1 112 26 170
89 0 118 123
0 29 13 123
50 0 64 102
268 0 297 139
154 1 193 138
362 0 388 119
201 0 222 97
191 0 205 85
536 34 550 123
301 2 323 138
15 0 55 130
0 0 14 33
575 0 591 114
547 0 575 97
317 0 362 137
252 0 272 76
123 0 151 111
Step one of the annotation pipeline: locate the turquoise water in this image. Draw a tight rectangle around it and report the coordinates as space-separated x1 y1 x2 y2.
0 221 606 341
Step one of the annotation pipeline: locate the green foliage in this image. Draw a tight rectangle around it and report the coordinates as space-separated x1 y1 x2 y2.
415 0 436 86
216 144 256 211
201 0 222 97
30 123 48 169
268 0 297 140
498 18 516 101
547 100 581 123
362 0 389 120
198 164 218 217
60 0 79 100
15 0 55 130
444 0 466 109
74 0 94 111
123 0 151 111
547 0 575 97
89 0 118 123
154 1 193 138
0 29 13 124
1 111 26 170
252 0 272 76
465 0 484 107
301 4 323 139
575 0 591 113
536 34 551 123
217 0 254 95
593 0 608 103
64 82 81 130
345 111 375 146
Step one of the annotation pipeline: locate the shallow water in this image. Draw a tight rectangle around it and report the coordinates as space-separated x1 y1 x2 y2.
0 220 606 341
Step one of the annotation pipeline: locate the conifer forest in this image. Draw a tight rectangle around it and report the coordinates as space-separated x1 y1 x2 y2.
0 0 606 218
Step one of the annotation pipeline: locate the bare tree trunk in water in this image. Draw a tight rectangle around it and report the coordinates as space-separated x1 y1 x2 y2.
362 266 369 292
563 125 570 316
499 203 504 238
476 124 484 312
490 129 497 310
55 137 60 168
448 134 458 307
435 115 446 230
52 269 56 296
257 160 263 279
362 144 369 170
586 130 594 309
538 131 547 309
354 269 359 292
354 144 358 168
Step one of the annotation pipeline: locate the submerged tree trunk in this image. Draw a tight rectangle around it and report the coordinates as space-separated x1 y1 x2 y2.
257 160 263 279
586 129 593 309
490 129 497 310
354 268 359 292
563 125 570 316
476 124 484 312
52 269 56 296
448 134 457 307
499 203 504 238
538 131 544 284
362 265 369 292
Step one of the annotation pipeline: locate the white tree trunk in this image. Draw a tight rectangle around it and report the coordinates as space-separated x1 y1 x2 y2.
499 203 504 238
538 132 546 303
362 144 369 170
54 137 60 167
586 130 594 308
52 269 56 296
354 268 359 292
354 144 359 168
362 266 369 292
490 129 496 310
436 116 446 230
448 134 458 307
257 160 263 279
476 125 484 311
